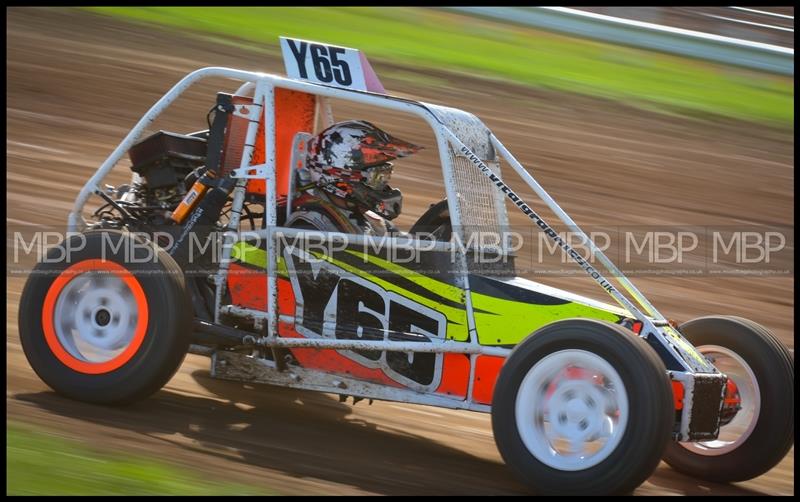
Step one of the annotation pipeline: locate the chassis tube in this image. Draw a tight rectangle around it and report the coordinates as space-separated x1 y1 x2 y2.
68 67 270 232
236 227 458 253
480 134 715 374
490 134 666 321
442 128 657 326
214 80 268 322
258 337 511 356
264 83 279 341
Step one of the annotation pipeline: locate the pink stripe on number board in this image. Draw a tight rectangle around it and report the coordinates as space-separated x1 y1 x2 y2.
359 52 386 94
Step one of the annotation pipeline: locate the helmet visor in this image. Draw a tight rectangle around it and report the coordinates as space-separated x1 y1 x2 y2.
362 163 393 190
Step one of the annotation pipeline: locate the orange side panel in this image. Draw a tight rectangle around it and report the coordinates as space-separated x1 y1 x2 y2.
227 263 400 387
435 354 470 399
672 380 684 411
227 264 295 316
279 321 402 388
277 277 297 317
472 355 506 405
228 263 266 311
248 89 316 196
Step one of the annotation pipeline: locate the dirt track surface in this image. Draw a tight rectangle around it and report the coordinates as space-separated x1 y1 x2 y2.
7 8 794 495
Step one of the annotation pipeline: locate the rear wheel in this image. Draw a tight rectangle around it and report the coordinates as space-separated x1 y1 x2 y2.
662 316 794 482
18 230 192 405
492 319 674 495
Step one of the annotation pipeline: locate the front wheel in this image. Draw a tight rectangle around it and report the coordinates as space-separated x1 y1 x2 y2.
662 316 794 482
491 319 674 495
18 230 192 405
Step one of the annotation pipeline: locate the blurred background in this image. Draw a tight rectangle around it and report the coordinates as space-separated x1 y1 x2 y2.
7 7 793 495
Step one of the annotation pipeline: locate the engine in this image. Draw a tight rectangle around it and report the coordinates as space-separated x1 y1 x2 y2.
94 130 208 228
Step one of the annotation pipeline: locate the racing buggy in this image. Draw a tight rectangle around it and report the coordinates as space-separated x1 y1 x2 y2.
18 38 794 495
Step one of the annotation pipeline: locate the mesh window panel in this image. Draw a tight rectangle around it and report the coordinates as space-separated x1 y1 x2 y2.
449 151 508 244
448 148 514 275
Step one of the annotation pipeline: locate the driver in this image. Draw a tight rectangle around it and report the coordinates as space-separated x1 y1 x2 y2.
286 120 422 236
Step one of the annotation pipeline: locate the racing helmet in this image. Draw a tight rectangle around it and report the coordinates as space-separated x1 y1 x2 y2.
306 120 422 220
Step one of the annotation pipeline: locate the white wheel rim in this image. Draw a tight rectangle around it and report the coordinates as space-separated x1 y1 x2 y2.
53 271 139 363
515 350 629 471
680 345 760 456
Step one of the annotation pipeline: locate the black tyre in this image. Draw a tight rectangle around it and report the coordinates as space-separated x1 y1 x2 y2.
662 315 794 482
18 230 192 405
492 319 674 495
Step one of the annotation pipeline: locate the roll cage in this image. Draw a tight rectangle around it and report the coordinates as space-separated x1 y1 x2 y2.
67 67 719 434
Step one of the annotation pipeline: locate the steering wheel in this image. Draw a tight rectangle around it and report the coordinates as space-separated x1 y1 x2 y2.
408 198 452 242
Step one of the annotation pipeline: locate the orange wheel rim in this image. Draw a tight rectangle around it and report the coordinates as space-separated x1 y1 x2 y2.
41 259 149 374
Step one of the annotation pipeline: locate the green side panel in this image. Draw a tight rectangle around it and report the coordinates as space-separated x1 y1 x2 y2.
328 251 624 346
317 252 471 343
350 251 465 304
232 241 625 347
471 292 622 346
231 241 287 276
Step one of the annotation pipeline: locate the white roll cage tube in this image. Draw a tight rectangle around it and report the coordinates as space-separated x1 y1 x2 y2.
67 67 714 376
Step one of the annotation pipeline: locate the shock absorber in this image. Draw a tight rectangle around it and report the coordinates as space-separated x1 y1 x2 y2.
169 93 235 273
170 169 216 225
